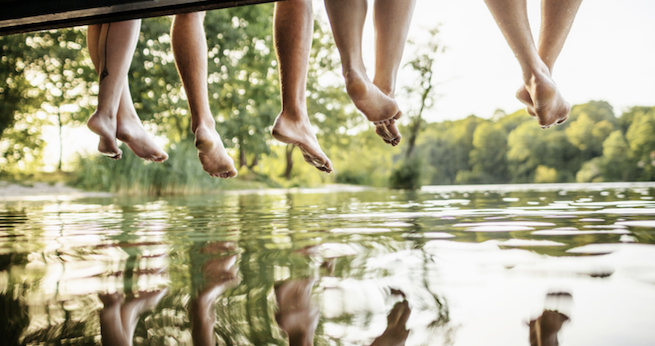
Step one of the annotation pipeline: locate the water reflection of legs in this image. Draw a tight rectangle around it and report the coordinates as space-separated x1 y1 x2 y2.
189 242 240 346
275 278 319 346
529 292 572 346
371 300 411 346
99 289 167 346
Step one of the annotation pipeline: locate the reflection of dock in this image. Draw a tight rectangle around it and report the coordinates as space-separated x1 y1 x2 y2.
0 0 278 36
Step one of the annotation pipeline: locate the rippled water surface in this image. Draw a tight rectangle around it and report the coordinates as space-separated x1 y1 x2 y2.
2 183 655 345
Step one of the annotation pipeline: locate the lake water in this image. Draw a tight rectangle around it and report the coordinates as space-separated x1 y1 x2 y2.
2 182 655 346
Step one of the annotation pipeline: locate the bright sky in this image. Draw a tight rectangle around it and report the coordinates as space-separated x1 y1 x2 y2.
41 0 655 170
332 0 655 121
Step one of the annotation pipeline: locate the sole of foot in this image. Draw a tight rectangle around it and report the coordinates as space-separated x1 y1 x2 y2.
524 71 571 129
272 113 333 173
194 125 238 179
116 113 168 162
345 70 402 145
88 111 122 159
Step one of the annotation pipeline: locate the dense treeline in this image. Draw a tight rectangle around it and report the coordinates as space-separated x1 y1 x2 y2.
407 102 655 185
1 5 654 192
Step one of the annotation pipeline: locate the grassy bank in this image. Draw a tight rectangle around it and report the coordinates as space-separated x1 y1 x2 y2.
72 141 274 195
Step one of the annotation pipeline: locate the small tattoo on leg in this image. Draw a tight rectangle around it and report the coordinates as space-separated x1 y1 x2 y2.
100 67 108 83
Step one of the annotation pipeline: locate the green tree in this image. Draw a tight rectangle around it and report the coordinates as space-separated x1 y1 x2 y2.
0 33 46 170
458 121 508 184
402 27 443 159
31 28 96 171
419 115 480 184
625 107 655 180
600 130 634 181
565 101 617 161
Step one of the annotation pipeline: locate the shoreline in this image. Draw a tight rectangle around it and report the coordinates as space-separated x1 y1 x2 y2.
0 182 372 201
0 182 113 201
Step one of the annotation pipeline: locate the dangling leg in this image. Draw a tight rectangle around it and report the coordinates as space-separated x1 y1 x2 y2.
171 12 237 178
115 83 169 162
517 0 583 122
271 0 333 173
484 0 570 128
371 0 417 146
87 20 140 158
324 0 401 142
88 22 168 162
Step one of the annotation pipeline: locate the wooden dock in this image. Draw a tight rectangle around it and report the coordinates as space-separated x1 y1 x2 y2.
0 0 278 36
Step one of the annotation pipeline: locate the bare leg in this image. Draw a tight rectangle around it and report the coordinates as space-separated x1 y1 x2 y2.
484 0 570 128
370 300 411 346
99 290 167 346
271 0 333 173
171 12 237 178
87 21 141 158
324 0 402 144
372 0 417 146
189 247 240 346
87 23 168 162
516 0 583 118
275 278 319 346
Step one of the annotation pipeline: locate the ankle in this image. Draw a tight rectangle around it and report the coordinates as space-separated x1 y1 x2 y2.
93 107 117 120
279 107 307 122
373 77 395 97
375 83 394 97
192 118 216 133
343 66 366 83
524 64 550 85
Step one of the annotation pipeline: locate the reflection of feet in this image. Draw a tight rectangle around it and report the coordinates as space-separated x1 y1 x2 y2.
529 292 572 346
190 254 240 346
116 111 168 162
371 300 411 346
275 278 319 346
522 69 570 129
99 289 167 346
194 125 238 178
529 310 569 346
200 255 239 288
344 69 402 146
272 112 333 173
88 111 122 159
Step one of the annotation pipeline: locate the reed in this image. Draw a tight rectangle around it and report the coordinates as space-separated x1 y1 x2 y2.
72 141 264 195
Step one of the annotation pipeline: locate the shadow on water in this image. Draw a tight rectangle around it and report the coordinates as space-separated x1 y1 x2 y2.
1 183 655 345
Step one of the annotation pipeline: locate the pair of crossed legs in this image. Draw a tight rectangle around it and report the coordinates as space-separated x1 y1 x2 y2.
484 0 583 128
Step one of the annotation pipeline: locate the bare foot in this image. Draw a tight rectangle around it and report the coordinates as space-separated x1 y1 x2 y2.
272 112 332 173
116 111 168 162
345 69 402 145
516 85 536 117
88 111 122 159
371 300 411 346
523 69 571 129
194 125 238 178
373 83 403 147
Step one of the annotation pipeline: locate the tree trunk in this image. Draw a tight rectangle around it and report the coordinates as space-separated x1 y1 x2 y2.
283 144 295 180
248 155 258 169
239 145 247 168
58 108 63 171
406 118 422 158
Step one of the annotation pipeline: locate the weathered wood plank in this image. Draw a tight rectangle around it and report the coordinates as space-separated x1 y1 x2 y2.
0 0 278 36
